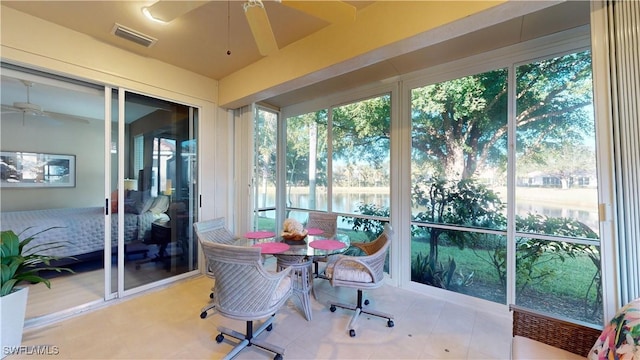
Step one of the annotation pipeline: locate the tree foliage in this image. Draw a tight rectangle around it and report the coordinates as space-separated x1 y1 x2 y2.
285 110 328 187
285 95 390 189
410 177 506 287
348 202 389 239
409 177 600 312
255 109 278 189
412 69 509 179
332 94 391 166
411 50 593 182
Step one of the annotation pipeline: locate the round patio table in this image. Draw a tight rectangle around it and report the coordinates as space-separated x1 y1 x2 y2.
235 233 350 321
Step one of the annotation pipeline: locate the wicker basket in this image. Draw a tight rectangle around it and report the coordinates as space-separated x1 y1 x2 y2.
281 230 308 241
510 304 601 357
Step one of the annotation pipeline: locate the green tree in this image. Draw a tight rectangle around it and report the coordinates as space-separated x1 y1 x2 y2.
285 110 328 208
411 50 593 182
412 70 508 179
285 95 390 209
285 51 593 189
411 177 505 288
331 94 391 168
255 108 277 207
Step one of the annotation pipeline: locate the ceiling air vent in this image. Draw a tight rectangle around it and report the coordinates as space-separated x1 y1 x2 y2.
111 23 157 48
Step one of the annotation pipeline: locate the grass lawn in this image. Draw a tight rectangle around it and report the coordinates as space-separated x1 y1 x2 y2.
411 239 598 300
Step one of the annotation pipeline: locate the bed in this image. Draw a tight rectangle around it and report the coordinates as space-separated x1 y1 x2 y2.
0 193 170 264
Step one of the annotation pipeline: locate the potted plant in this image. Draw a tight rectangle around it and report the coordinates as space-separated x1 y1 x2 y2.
0 228 74 358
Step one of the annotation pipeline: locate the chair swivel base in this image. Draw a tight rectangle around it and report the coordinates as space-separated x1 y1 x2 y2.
329 290 394 337
200 302 214 319
200 291 215 319
215 315 284 360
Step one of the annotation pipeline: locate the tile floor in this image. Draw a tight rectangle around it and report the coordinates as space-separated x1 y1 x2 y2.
11 274 513 360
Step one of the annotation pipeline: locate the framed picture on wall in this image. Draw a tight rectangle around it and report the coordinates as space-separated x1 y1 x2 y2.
0 151 76 188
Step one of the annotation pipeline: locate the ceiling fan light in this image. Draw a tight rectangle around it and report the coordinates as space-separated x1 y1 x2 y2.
142 7 168 24
143 1 209 23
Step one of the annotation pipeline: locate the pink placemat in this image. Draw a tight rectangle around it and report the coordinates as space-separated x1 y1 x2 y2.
306 228 324 235
309 240 346 250
252 242 290 254
245 231 276 239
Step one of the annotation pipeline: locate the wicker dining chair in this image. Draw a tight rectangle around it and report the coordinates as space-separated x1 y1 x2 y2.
201 240 293 360
193 218 239 319
306 211 338 276
325 226 394 337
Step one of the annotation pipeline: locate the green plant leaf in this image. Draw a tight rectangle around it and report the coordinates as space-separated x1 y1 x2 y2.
1 279 19 297
0 228 75 297
1 230 20 257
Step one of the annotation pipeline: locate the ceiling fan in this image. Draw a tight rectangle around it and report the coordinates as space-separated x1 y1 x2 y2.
1 80 91 125
143 0 357 57
243 0 357 56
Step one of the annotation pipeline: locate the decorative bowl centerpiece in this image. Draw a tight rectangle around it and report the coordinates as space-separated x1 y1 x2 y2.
281 218 308 241
281 230 308 241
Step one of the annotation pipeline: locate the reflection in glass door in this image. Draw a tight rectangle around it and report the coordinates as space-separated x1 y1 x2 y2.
1 68 199 322
0 68 106 320
110 90 198 294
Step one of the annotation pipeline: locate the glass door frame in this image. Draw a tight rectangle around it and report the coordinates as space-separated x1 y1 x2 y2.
105 87 200 301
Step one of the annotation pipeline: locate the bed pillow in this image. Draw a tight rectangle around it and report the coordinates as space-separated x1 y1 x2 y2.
149 195 170 214
138 195 155 214
125 190 154 214
588 297 640 360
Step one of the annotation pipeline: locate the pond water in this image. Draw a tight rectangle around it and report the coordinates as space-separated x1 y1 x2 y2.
263 187 600 235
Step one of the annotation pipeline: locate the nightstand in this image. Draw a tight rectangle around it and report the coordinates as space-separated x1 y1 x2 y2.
151 220 171 246
136 220 172 270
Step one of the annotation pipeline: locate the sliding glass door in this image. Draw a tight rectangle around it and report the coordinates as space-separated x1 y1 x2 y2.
110 90 199 294
1 65 199 322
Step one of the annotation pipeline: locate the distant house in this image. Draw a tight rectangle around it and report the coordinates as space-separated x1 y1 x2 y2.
517 170 598 188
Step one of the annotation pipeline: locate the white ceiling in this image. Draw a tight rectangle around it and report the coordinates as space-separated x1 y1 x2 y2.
1 1 590 111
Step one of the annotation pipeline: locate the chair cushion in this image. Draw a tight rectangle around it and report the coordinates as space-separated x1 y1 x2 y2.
325 260 373 283
271 276 292 307
588 297 640 360
512 336 584 359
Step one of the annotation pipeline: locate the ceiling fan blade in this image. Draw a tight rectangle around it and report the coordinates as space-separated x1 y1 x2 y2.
244 1 278 56
144 1 209 23
2 103 46 118
1 104 20 113
280 0 356 24
45 111 92 124
0 110 57 126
